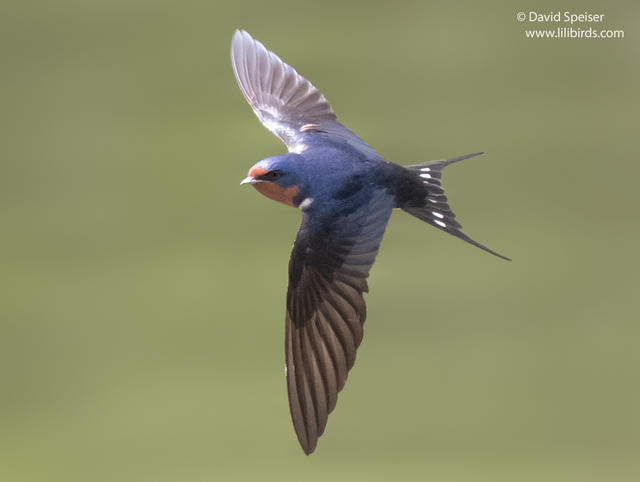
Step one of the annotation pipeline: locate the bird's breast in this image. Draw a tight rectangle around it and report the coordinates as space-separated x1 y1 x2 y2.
253 182 299 207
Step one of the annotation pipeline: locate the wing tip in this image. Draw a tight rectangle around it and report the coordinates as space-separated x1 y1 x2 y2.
230 28 245 49
230 29 258 60
300 438 318 455
232 28 250 41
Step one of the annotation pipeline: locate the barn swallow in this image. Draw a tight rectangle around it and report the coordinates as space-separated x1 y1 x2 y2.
231 29 509 455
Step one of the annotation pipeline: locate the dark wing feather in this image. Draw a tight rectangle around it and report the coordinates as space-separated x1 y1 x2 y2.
230 30 381 159
285 190 393 454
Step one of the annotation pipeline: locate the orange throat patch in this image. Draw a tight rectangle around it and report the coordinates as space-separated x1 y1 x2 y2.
253 182 299 207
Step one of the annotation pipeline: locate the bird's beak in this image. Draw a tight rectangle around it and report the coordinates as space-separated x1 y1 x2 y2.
241 166 268 185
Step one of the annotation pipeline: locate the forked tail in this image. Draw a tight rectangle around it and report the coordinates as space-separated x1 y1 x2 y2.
402 152 511 261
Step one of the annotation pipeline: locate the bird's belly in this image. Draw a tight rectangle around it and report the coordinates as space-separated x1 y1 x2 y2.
253 182 299 207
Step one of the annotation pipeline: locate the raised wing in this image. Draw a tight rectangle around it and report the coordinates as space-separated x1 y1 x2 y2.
285 190 393 454
230 30 380 158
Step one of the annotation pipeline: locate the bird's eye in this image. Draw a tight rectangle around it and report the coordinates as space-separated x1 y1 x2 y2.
268 170 280 179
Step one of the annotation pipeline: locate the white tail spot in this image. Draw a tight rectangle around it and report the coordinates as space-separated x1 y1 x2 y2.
432 211 444 219
420 173 432 179
420 167 431 172
435 220 446 228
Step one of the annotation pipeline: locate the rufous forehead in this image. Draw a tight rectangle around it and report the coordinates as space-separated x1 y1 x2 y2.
248 165 268 178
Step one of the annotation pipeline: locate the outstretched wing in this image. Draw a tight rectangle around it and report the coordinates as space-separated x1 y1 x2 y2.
285 190 393 454
230 30 380 158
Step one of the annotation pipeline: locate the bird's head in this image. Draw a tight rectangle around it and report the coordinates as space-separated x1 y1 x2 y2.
240 154 305 207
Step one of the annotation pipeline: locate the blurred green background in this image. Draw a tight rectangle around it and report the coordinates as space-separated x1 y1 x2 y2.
2 0 639 480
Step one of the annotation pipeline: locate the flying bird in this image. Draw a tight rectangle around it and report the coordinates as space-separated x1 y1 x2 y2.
231 29 509 455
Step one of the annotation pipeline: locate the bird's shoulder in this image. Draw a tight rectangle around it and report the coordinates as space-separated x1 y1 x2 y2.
301 133 380 165
298 136 386 199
